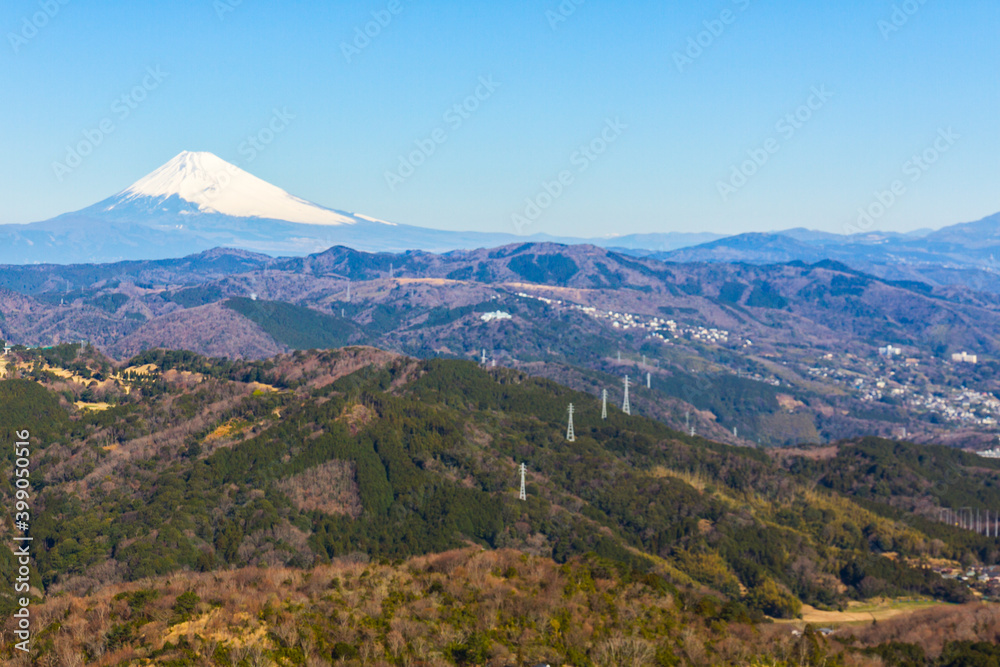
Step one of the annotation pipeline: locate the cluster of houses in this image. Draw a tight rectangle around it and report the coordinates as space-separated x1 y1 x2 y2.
933 564 1000 597
908 388 1000 426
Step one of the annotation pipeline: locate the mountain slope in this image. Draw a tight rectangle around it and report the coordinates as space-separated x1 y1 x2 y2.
102 151 370 226
106 301 289 360
649 212 1000 292
0 344 987 624
6 148 997 282
923 211 1000 247
1 152 726 264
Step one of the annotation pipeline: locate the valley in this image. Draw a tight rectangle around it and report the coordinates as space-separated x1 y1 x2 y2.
3 243 1000 451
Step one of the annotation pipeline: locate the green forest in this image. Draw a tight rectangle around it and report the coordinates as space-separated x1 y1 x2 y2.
2 344 1000 665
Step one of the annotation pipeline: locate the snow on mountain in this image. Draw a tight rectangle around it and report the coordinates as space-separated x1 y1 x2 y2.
0 150 737 264
107 151 387 226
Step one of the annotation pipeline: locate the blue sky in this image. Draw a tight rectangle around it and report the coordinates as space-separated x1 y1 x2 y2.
1 0 997 237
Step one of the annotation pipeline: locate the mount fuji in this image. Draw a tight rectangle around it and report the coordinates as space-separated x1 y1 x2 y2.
3 151 997 289
7 151 711 265
106 151 377 227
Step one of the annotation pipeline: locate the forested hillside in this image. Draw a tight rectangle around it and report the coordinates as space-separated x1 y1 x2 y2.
2 344 1000 664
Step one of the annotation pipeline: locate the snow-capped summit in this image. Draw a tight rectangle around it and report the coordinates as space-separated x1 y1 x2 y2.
0 150 559 264
108 151 377 226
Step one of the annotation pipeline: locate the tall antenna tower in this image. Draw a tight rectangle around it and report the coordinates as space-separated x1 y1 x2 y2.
566 404 576 442
601 389 608 420
519 463 526 501
646 372 651 389
622 376 631 415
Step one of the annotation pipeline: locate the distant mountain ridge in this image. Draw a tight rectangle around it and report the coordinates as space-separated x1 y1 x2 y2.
6 240 1000 448
646 212 1000 292
7 240 1000 363
0 151 719 264
3 151 997 292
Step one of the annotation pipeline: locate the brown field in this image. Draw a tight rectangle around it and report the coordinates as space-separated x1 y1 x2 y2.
771 445 841 462
777 599 948 627
74 401 111 412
